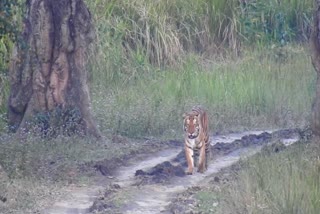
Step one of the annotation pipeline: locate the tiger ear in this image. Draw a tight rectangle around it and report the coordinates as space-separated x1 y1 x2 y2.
182 113 187 118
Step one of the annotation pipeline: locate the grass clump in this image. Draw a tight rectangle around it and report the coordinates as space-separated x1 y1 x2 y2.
196 190 219 213
86 0 240 67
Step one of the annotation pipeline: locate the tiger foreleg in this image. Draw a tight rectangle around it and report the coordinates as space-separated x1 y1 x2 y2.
198 143 206 173
185 145 194 175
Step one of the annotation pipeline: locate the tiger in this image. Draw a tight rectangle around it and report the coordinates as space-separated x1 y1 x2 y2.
183 106 210 175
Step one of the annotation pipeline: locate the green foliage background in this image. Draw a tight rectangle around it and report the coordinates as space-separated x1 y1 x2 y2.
0 0 22 118
0 0 315 136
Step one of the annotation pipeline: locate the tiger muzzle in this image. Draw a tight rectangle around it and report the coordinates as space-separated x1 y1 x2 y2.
188 133 197 139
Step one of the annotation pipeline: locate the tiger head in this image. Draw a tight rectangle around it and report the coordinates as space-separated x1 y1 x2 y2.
183 112 200 139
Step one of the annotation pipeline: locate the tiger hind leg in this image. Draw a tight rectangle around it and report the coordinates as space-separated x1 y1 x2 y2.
205 144 210 170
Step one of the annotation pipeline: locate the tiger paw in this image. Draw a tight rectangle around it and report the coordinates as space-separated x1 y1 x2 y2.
197 168 206 173
185 171 193 175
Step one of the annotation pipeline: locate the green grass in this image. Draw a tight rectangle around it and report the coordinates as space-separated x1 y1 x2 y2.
196 191 219 213
218 142 320 214
0 45 315 138
0 133 150 213
91 45 314 138
239 0 313 45
0 177 58 214
86 0 239 66
0 0 315 136
193 141 320 214
0 134 146 180
83 0 314 139
85 0 313 66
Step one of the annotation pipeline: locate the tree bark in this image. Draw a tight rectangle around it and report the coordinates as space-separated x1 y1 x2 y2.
311 0 320 137
8 0 101 138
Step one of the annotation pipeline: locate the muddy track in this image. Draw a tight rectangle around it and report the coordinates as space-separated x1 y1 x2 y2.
44 129 300 214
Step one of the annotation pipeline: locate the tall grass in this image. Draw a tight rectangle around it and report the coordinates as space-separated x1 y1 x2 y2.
214 141 320 214
82 0 314 138
0 0 315 135
87 0 240 67
91 45 314 138
0 37 10 115
86 0 313 68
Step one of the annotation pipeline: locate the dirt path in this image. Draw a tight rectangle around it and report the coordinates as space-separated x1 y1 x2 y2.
43 149 181 214
44 129 300 214
44 184 102 214
115 149 255 214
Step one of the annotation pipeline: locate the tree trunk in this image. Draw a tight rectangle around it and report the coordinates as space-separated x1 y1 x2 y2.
311 0 320 137
8 0 101 138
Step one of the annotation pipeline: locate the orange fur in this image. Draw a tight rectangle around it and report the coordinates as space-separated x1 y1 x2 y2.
183 106 210 175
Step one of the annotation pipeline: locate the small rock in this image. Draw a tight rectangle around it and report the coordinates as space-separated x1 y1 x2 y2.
135 169 146 176
213 176 220 183
0 196 7 203
112 184 121 189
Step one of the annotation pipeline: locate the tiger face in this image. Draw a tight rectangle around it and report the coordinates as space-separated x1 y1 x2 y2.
183 114 200 139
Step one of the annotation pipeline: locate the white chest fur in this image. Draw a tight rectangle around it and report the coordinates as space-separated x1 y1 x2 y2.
186 138 197 149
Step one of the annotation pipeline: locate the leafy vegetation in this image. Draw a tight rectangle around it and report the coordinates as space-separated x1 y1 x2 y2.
239 0 312 45
0 0 22 120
